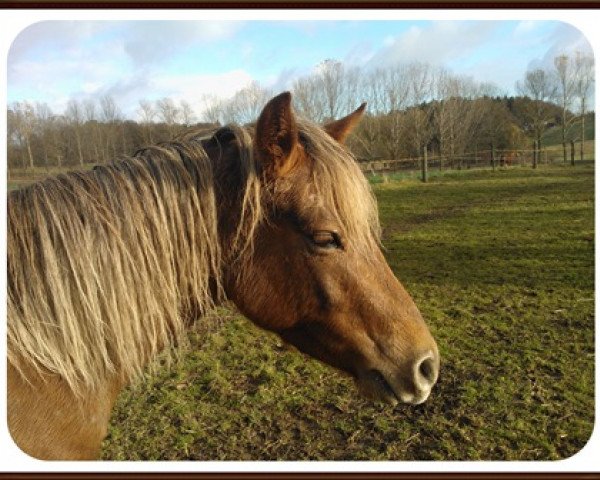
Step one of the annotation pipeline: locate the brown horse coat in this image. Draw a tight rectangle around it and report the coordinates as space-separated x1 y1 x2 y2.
8 92 439 459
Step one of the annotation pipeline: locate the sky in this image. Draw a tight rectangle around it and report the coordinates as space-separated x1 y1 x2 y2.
7 20 594 120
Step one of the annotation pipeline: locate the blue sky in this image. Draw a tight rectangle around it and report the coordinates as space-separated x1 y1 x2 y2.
7 20 593 119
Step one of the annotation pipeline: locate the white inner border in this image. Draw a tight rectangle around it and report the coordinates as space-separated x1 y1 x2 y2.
1 8 598 473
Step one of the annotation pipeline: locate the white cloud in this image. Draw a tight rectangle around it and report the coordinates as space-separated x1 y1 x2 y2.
41 69 256 119
82 82 104 94
368 21 499 68
120 21 243 67
527 22 594 71
344 41 376 67
262 67 300 92
9 56 121 87
153 69 253 101
8 20 249 118
9 21 243 66
9 20 593 120
8 21 110 64
9 54 253 119
8 55 126 112
66 70 252 119
513 20 537 38
383 35 395 47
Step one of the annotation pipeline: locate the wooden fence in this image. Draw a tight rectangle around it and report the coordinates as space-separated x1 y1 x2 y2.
359 142 595 180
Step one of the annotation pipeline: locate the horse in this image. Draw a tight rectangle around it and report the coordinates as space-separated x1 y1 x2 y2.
7 92 439 460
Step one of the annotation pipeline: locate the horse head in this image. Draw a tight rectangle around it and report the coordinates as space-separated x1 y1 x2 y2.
213 92 440 405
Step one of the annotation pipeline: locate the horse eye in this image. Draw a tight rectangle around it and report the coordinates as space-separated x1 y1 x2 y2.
311 230 341 249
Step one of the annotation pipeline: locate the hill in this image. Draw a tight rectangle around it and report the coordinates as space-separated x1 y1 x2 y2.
542 112 595 146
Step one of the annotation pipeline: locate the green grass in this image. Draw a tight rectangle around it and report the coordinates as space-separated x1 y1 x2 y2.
95 163 595 461
7 161 594 460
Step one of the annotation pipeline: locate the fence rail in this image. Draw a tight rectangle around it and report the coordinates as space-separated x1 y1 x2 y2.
359 143 595 177
7 142 595 192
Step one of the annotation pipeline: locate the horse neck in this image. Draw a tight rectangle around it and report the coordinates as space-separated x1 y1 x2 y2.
207 141 262 267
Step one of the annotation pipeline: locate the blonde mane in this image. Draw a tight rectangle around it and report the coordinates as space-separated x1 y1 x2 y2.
7 119 380 395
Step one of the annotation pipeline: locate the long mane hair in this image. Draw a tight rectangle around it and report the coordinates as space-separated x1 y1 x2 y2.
7 119 380 396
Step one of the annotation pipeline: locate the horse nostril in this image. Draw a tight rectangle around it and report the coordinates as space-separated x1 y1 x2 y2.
414 354 438 389
419 357 434 381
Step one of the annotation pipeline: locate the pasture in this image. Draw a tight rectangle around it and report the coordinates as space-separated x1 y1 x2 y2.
88 162 594 461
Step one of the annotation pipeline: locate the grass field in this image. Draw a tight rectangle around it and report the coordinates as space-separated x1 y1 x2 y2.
84 163 593 461
7 165 95 192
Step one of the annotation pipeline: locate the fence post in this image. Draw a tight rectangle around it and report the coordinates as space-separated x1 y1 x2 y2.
422 146 428 183
533 141 538 169
570 140 575 166
490 143 496 171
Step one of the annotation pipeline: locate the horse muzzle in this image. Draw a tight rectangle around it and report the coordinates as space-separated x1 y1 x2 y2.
357 348 440 406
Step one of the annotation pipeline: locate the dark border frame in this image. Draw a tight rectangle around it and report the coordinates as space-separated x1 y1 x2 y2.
1 1 600 7
2 473 600 479
2 3 598 479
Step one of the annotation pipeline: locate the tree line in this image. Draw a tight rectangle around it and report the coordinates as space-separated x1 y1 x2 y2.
8 52 594 170
8 95 208 170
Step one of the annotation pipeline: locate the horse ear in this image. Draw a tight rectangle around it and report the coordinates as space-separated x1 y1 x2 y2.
255 91 300 179
324 102 367 143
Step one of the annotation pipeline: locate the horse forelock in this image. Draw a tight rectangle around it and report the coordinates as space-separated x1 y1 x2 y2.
295 119 382 253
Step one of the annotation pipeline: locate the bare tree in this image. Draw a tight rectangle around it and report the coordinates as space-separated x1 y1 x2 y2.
293 74 326 122
65 99 86 166
156 97 181 137
405 62 434 160
361 68 387 114
382 64 411 113
35 102 56 168
10 102 37 169
553 54 577 163
316 59 346 121
6 55 591 174
394 112 416 161
138 99 156 123
516 68 558 164
221 82 272 125
357 64 411 160
99 95 121 160
342 66 364 114
573 51 594 162
180 99 195 127
426 68 495 168
348 112 381 160
82 99 102 162
83 99 97 122
99 95 120 123
432 68 459 165
200 94 224 125
138 99 156 144
293 59 360 123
